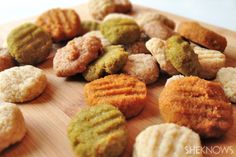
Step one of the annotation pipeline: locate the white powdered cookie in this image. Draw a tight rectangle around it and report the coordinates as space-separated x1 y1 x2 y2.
0 65 47 103
165 75 184 86
122 53 159 84
133 123 203 157
193 46 225 79
0 102 26 152
103 13 133 22
83 31 111 47
216 67 236 103
146 38 179 75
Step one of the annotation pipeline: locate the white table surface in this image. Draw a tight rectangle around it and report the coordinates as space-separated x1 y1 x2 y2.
0 0 235 31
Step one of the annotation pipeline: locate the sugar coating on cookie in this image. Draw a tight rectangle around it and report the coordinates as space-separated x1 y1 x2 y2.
159 76 233 138
67 103 127 157
122 53 159 84
84 74 147 118
193 45 225 79
216 67 236 103
0 102 26 152
133 123 202 157
146 38 179 75
0 65 47 103
7 23 52 65
100 18 140 45
83 31 111 47
83 45 128 81
53 36 102 77
0 48 15 72
36 8 81 42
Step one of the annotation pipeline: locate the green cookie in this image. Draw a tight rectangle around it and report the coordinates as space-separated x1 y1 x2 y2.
80 20 100 35
166 35 201 76
67 103 128 157
100 18 140 45
7 23 52 65
83 45 128 81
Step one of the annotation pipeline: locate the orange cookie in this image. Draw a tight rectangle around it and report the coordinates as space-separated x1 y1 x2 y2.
177 21 227 52
36 8 81 42
84 74 147 119
159 76 233 138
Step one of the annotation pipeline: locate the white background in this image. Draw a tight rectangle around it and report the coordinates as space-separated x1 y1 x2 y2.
0 0 235 31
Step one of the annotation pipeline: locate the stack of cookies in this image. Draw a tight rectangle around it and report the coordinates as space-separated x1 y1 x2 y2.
0 0 235 156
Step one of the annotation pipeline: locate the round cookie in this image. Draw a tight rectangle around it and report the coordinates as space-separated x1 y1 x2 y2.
159 76 233 138
216 67 236 103
84 74 147 118
0 102 26 152
146 38 179 75
83 45 128 81
125 41 150 54
67 103 127 157
165 75 184 86
0 65 47 103
83 31 111 47
177 21 227 52
36 8 81 42
53 36 102 77
7 23 52 65
0 48 15 72
165 35 201 76
122 54 159 84
114 0 132 13
100 18 140 45
103 13 134 22
80 20 100 35
133 123 202 157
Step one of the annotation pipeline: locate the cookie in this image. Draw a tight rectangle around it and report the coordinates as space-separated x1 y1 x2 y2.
53 36 102 77
165 75 184 86
0 102 26 152
114 0 132 13
0 48 15 72
122 54 159 84
177 21 227 52
125 41 150 54
166 35 201 76
159 76 233 138
83 31 111 47
133 123 202 157
0 65 47 103
136 12 175 29
100 18 140 45
7 23 52 65
36 8 81 42
68 103 127 157
103 13 133 22
84 74 147 118
193 45 225 79
89 0 116 20
83 45 128 81
216 67 236 103
80 20 100 35
146 38 179 75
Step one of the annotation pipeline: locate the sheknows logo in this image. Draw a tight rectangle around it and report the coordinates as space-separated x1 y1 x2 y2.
185 146 234 155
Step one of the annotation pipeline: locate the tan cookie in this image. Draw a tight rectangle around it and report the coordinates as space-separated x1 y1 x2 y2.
0 48 15 72
84 74 147 118
165 75 184 86
0 102 26 152
0 65 47 103
36 8 81 42
125 41 150 54
146 38 179 75
83 31 111 47
159 76 233 138
103 13 133 22
133 123 203 157
122 54 159 84
216 67 236 103
193 45 225 79
178 21 227 52
114 0 132 13
53 36 102 77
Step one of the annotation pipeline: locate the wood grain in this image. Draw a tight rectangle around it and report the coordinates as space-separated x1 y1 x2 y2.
1 3 236 157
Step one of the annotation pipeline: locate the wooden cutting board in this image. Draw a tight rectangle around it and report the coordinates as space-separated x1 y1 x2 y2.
1 3 236 157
